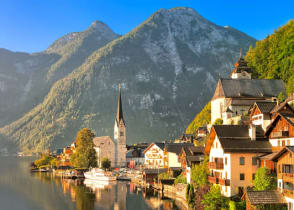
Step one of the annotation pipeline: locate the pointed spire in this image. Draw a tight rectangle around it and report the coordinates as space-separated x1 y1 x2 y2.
116 84 124 125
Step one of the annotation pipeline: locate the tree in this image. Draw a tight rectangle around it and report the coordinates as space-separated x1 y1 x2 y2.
202 185 229 210
70 128 97 168
191 156 209 187
286 75 294 96
213 118 223 125
101 157 111 171
253 167 277 191
185 184 191 201
278 92 286 102
174 174 187 184
34 154 55 168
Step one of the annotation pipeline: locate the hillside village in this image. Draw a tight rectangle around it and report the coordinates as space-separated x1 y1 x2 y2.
46 54 294 209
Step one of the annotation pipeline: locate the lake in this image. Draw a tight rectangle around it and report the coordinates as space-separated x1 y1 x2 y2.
0 157 185 210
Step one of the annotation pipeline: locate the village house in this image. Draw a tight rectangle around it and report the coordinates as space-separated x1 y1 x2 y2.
126 148 145 168
178 145 204 183
163 143 194 168
205 125 272 197
211 55 285 125
144 142 165 168
272 146 294 210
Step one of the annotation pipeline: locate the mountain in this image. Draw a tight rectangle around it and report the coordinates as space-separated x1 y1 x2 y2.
0 7 256 152
186 20 294 134
0 21 119 127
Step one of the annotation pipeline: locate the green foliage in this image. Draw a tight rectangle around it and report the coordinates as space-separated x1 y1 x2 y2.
287 75 294 95
202 185 229 210
213 118 223 125
253 167 277 191
229 201 246 210
278 92 286 102
187 184 195 207
246 20 294 90
34 155 55 168
174 174 187 184
158 172 171 180
186 102 211 134
191 156 209 187
185 184 191 201
101 157 111 171
70 128 97 168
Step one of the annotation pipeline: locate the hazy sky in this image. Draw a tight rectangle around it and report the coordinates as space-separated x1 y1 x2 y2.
0 0 293 53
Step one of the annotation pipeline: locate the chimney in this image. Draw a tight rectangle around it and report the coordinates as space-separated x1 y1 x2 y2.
249 124 256 141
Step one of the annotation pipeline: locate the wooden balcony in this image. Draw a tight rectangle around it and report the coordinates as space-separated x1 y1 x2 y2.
283 189 294 198
218 178 230 186
208 176 218 184
272 131 289 138
209 162 224 170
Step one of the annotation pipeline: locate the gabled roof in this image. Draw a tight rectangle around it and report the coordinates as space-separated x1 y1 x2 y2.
212 78 285 100
244 190 287 205
143 142 165 154
270 100 294 114
265 113 294 136
271 146 294 162
93 136 114 146
165 143 194 155
253 101 277 115
205 125 271 154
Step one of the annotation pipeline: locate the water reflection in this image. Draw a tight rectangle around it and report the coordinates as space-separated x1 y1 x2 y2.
0 157 184 210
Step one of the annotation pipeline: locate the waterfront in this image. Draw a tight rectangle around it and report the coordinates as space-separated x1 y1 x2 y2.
0 157 184 210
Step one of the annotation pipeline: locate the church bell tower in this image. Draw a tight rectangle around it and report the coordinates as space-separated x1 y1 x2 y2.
114 85 127 167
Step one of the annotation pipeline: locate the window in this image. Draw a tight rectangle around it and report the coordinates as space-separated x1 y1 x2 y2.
288 140 290 145
120 131 124 136
240 157 245 165
278 140 281 146
252 173 255 180
225 157 227 165
282 140 285 146
240 173 245 180
216 142 218 148
252 157 257 165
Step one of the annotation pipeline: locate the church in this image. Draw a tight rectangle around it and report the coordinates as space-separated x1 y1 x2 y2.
211 54 286 125
93 85 127 168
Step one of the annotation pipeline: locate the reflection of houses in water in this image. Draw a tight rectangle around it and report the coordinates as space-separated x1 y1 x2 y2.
83 180 127 210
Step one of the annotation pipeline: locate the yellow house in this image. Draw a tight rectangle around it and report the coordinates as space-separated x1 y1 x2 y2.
205 125 272 197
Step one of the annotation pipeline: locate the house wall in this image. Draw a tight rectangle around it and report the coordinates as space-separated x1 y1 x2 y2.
211 98 227 123
231 71 251 79
276 151 294 209
94 139 115 168
168 152 181 168
230 153 260 197
144 145 165 168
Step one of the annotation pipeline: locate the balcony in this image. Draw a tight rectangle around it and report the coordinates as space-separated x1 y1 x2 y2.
283 189 294 198
208 176 218 184
218 178 230 186
209 162 224 170
272 131 289 138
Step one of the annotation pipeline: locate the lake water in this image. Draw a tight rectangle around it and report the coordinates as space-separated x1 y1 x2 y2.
0 157 185 210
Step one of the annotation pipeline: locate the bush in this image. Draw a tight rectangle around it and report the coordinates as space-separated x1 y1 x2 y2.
174 174 187 184
213 118 223 125
202 185 229 210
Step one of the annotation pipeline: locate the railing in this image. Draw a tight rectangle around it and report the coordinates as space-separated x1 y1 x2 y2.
209 162 224 170
218 178 230 186
208 176 218 184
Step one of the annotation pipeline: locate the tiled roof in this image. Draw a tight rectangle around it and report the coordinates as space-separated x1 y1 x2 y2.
245 190 287 205
213 125 265 139
165 143 194 155
271 146 294 161
154 142 165 150
212 78 285 100
255 101 277 114
220 138 272 153
258 152 278 160
231 57 253 74
93 136 114 146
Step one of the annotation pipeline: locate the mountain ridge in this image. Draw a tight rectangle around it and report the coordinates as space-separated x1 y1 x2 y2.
0 7 256 152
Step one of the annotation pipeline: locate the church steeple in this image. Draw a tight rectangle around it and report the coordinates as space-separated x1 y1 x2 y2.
116 84 125 125
230 49 252 79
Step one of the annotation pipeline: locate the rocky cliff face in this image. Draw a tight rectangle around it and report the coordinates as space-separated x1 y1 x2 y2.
0 8 256 152
0 22 119 127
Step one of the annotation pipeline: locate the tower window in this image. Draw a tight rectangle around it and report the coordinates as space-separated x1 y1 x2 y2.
120 131 124 136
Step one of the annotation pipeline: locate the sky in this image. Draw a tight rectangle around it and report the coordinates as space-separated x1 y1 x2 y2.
0 0 293 53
